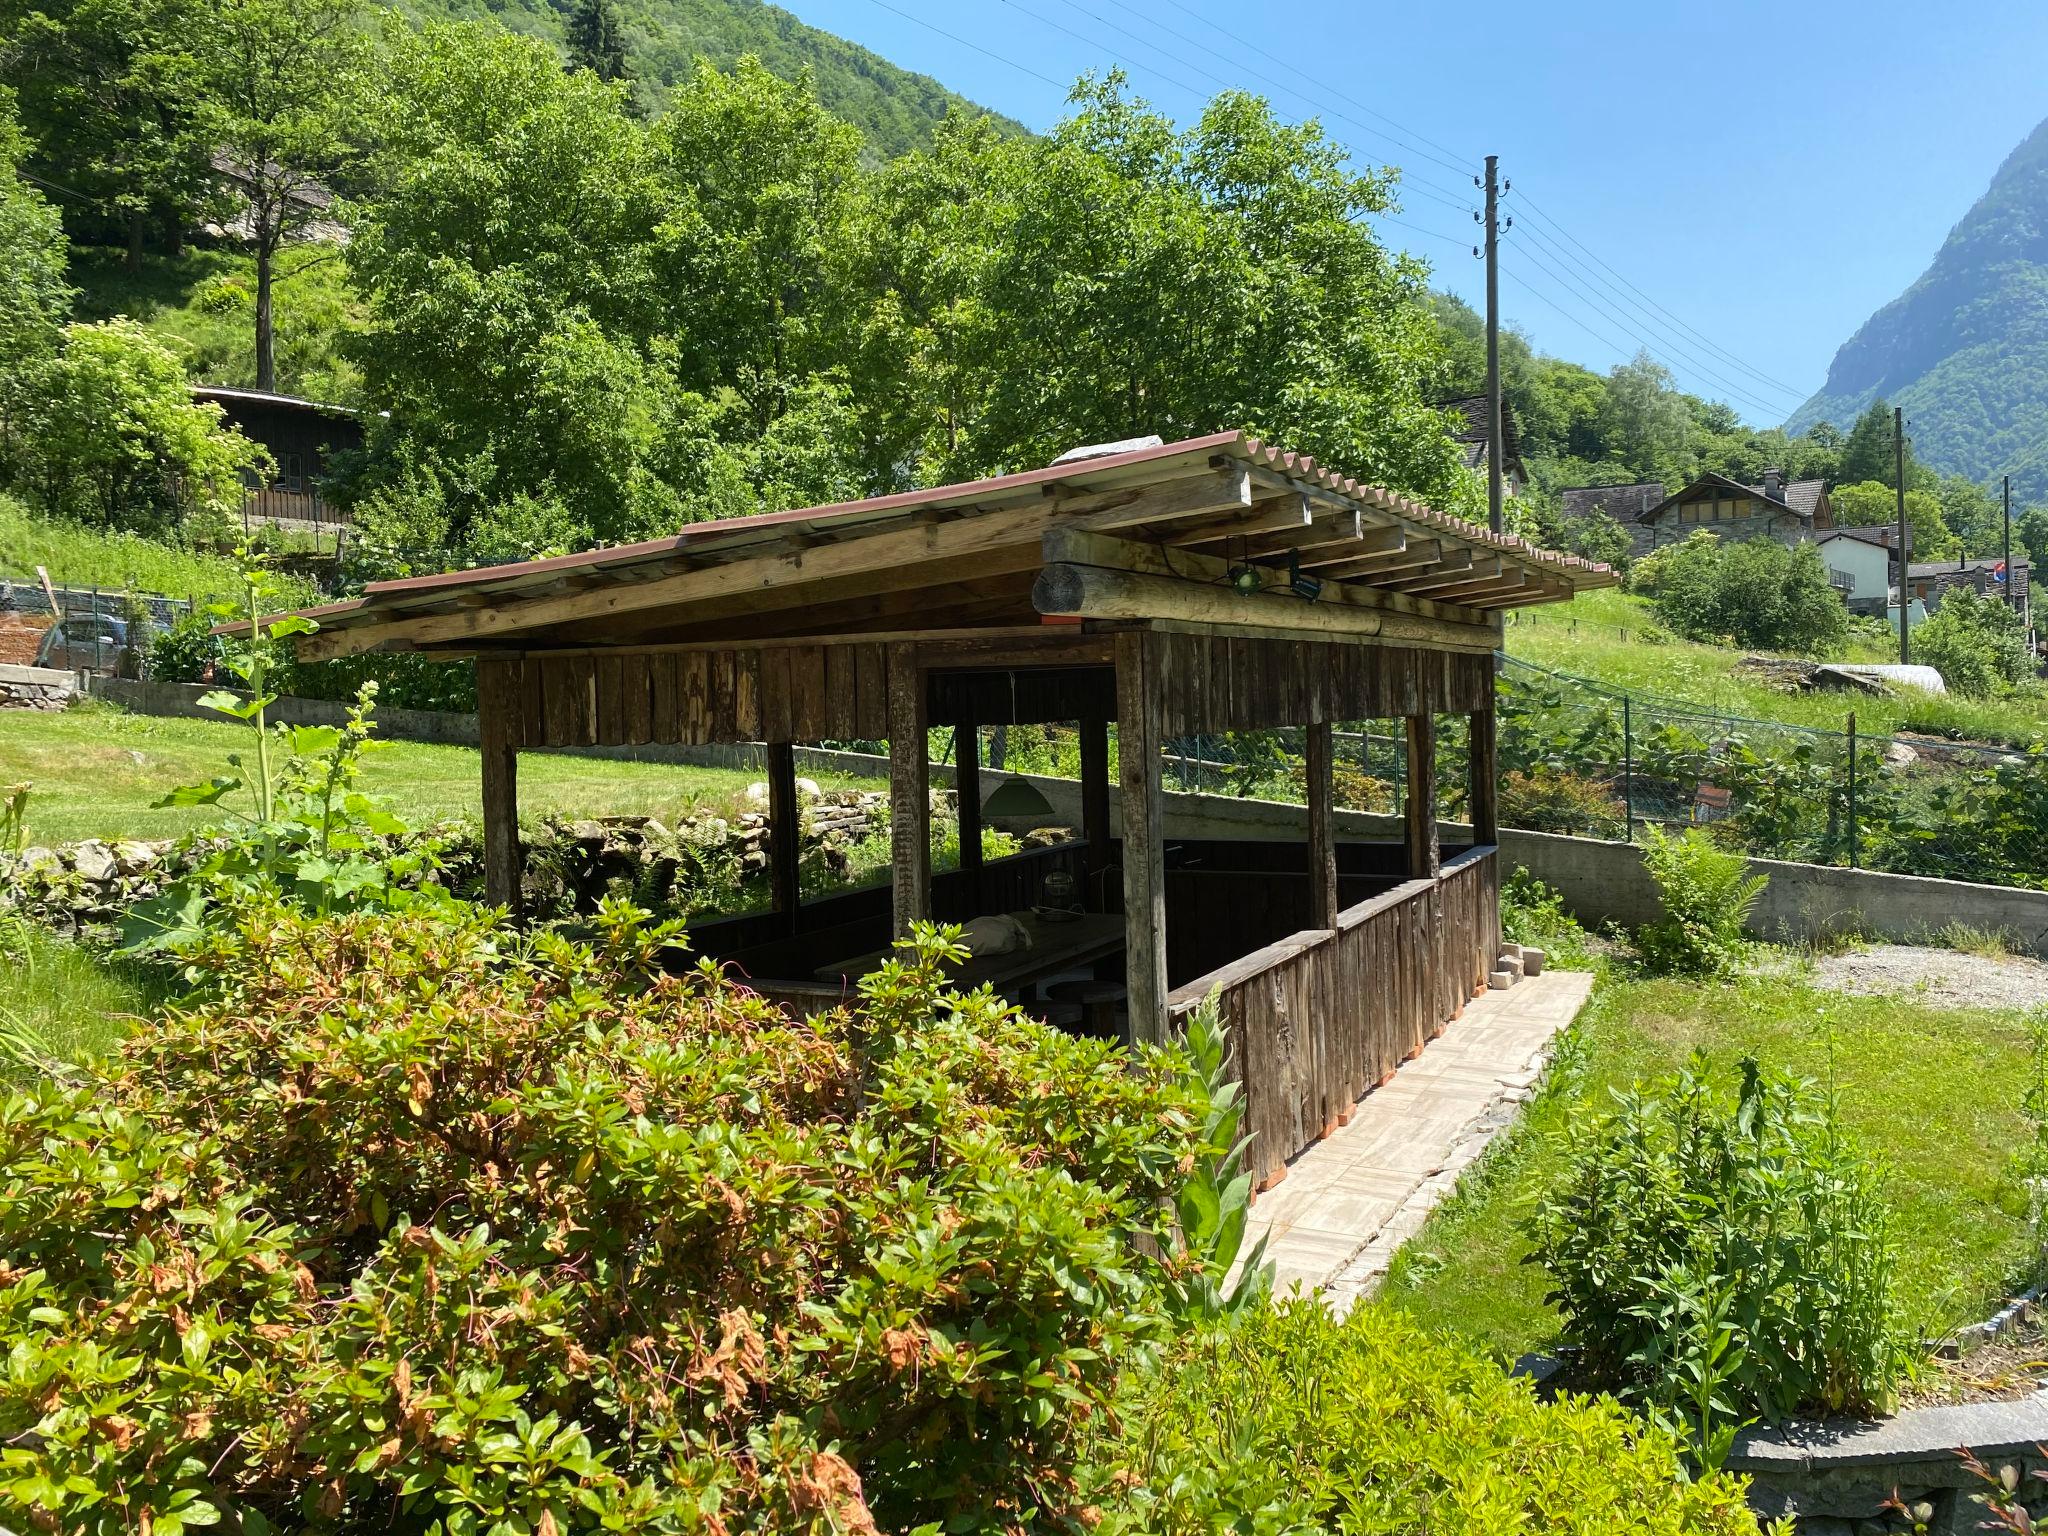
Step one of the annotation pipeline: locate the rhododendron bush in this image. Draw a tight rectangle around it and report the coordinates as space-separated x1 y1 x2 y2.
0 901 1208 1534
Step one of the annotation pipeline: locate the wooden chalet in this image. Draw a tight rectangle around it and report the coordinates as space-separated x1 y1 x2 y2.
287 431 1616 1185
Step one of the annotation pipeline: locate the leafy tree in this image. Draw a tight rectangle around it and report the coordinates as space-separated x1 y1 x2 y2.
1830 479 1956 560
1557 507 1633 569
0 85 71 450
193 0 372 391
21 318 271 536
2018 504 2048 569
346 22 672 549
897 73 1473 507
1911 586 2033 697
1836 398 1922 487
1598 352 1694 484
1649 529 1849 654
1936 471 2002 555
0 0 208 264
565 0 629 83
652 57 863 432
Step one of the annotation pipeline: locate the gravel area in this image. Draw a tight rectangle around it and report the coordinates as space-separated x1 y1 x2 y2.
1807 945 2048 1013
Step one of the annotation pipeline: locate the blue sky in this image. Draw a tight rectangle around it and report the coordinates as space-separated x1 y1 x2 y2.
789 0 2048 428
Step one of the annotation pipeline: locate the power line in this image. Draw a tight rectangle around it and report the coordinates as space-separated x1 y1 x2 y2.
1512 187 1812 400
1365 212 1474 251
1138 0 1477 176
853 0 1069 90
1507 239 1792 419
1054 0 1477 192
990 0 1223 106
1511 208 1806 405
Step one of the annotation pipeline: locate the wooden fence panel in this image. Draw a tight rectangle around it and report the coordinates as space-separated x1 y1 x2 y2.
1168 847 1499 1188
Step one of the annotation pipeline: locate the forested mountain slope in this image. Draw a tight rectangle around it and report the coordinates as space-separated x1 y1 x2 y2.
1789 115 2048 499
416 0 1023 155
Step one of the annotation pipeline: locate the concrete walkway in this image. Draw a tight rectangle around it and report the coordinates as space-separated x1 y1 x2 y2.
1245 969 1594 1314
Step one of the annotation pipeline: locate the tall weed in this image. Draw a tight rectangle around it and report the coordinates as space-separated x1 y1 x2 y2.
1636 825 1767 977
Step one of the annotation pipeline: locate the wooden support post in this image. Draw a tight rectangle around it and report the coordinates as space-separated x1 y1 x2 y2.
1116 631 1168 1047
955 714 983 912
1079 713 1111 906
767 742 801 935
1405 714 1440 882
888 648 930 939
476 658 523 913
1306 720 1338 928
1468 708 1499 846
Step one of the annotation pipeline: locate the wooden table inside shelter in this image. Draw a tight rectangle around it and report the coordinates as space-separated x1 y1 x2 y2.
813 910 1126 995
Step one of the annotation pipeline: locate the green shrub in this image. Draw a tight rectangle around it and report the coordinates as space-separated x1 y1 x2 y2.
0 904 1212 1534
1635 824 1766 976
1648 530 1849 656
1501 866 1599 969
1500 767 1626 837
1911 588 2034 699
1097 1299 1764 1533
1528 1055 1905 1468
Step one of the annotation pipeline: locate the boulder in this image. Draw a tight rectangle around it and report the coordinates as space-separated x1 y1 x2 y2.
70 840 117 883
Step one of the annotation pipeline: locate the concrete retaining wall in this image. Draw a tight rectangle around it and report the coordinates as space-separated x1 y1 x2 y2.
0 663 77 711
82 679 2048 953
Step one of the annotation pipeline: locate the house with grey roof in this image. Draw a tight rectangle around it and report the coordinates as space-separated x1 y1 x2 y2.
1559 481 1667 534
1436 396 1527 498
1624 469 1833 558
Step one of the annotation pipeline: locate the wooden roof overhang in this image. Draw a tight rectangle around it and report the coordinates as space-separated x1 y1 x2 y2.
287 431 1617 665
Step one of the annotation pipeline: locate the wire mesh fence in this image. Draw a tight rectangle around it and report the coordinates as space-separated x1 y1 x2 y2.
0 575 197 675
1497 655 2048 891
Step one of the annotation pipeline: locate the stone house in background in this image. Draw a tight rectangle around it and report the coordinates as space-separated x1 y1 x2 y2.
1559 481 1666 547
1436 396 1527 499
1627 470 1833 557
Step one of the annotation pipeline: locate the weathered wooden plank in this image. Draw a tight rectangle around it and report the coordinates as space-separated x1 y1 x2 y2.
731 650 761 740
1117 629 1168 1047
789 645 828 741
758 646 792 744
518 658 545 749
679 651 711 745
824 645 858 741
649 653 678 742
853 642 886 739
1306 721 1337 929
594 653 625 745
477 658 523 912
705 650 735 742
620 653 653 745
888 645 930 939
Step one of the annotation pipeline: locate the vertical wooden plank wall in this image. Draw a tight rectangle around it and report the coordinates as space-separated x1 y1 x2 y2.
1167 847 1499 1191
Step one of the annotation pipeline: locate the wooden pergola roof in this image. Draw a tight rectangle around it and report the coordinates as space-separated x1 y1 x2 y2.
294 430 1616 662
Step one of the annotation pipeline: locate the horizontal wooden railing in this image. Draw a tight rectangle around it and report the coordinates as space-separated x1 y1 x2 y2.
1167 845 1499 1189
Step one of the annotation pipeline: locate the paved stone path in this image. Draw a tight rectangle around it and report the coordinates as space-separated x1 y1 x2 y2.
1244 969 1595 1313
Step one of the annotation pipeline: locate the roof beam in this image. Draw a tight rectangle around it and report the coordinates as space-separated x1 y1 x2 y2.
295 497 1088 661
1065 464 1254 532
1305 539 1442 579
1032 563 1498 652
1160 491 1316 547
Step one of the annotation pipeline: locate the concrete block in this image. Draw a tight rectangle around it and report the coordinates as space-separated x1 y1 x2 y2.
1521 947 1547 976
1488 970 1515 990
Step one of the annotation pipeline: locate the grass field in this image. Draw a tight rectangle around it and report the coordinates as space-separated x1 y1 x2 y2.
0 495 320 607
1379 964 2037 1358
1505 588 2048 747
0 916 167 1071
0 703 886 846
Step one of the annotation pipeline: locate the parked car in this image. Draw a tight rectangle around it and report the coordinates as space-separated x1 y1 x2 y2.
32 615 159 675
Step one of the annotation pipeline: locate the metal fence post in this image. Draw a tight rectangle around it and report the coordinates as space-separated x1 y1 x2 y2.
1846 711 1859 869
1622 695 1635 844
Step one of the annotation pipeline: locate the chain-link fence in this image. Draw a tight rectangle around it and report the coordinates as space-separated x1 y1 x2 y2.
0 576 196 675
1498 655 2048 891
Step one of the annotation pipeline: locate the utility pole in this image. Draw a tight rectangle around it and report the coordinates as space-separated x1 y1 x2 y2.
2004 474 2014 611
1895 406 1909 665
1482 154 1504 536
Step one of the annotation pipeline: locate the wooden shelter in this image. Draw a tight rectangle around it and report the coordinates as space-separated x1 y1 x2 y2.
289 431 1615 1185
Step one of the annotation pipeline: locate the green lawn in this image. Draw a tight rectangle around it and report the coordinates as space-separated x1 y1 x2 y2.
1380 965 2037 1359
0 703 885 846
0 917 167 1071
1506 587 2048 747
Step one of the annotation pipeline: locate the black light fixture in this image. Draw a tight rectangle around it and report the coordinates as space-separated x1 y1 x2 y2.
1227 561 1262 597
1288 550 1323 603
